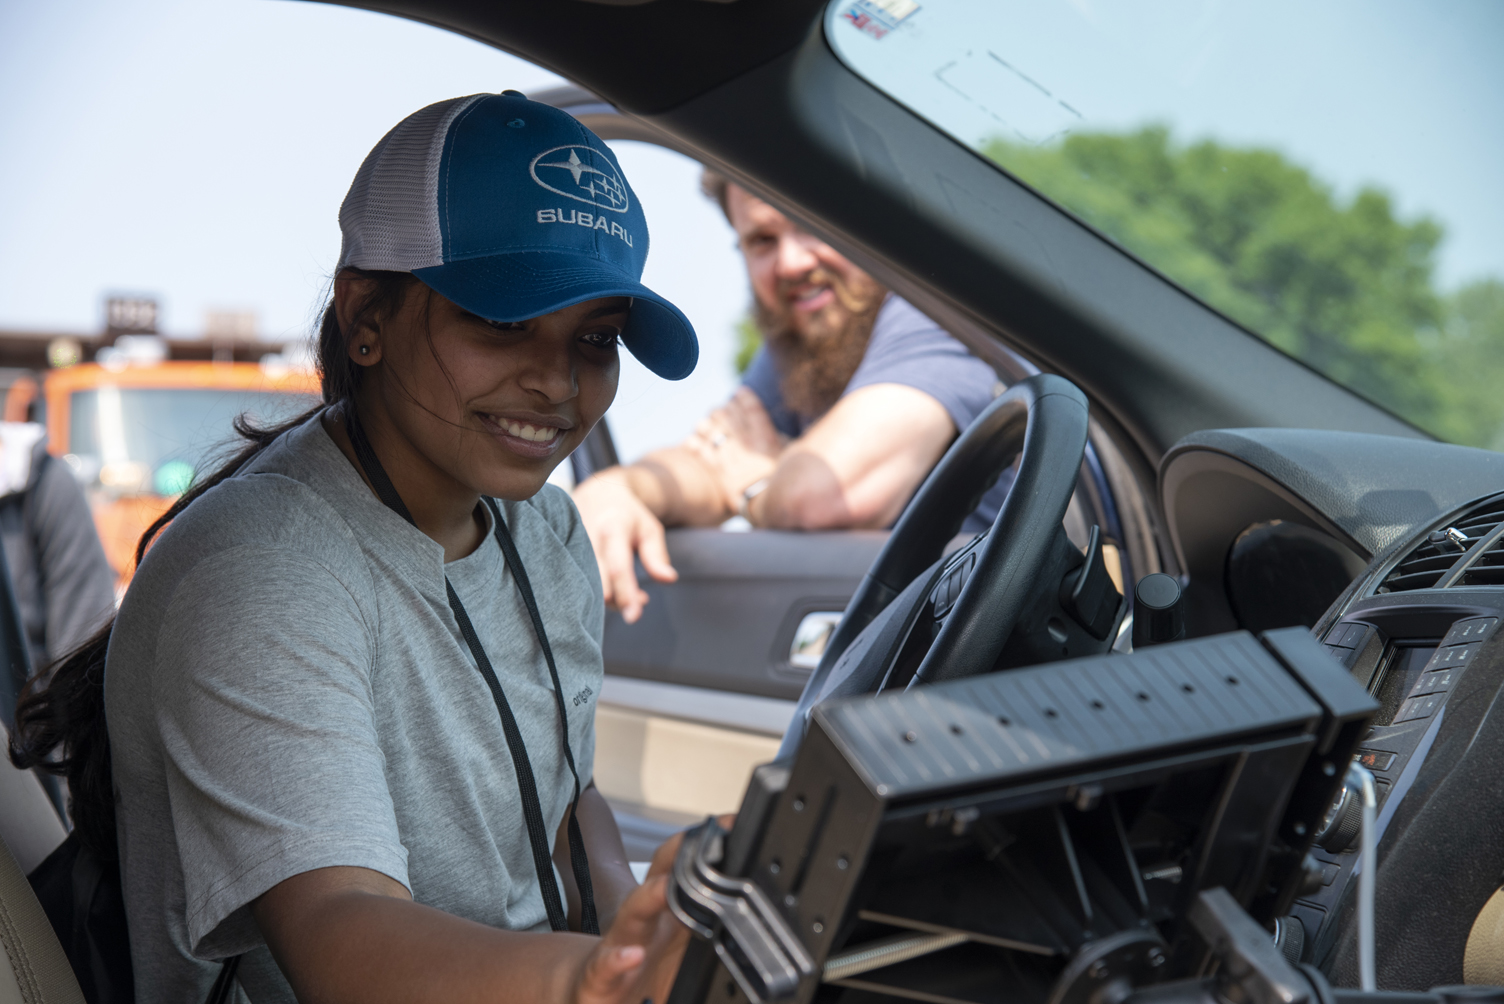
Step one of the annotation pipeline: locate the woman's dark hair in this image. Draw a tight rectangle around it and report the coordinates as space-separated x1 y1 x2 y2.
8 267 419 857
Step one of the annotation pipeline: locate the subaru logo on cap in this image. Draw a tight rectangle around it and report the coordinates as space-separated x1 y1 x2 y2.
529 145 629 213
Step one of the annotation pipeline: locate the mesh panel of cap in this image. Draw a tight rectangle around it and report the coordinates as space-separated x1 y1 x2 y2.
337 94 484 272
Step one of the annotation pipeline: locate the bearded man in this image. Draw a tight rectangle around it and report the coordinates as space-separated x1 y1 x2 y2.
572 174 1010 623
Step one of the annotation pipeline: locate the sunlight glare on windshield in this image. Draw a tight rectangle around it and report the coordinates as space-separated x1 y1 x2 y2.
825 0 1504 449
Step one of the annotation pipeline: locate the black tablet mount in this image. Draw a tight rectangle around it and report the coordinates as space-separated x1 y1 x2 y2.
664 628 1502 1004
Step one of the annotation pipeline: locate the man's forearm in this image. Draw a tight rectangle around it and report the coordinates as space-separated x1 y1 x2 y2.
603 447 732 527
746 450 858 530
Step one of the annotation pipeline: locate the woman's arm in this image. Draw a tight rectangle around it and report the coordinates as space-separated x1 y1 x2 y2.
253 832 689 1004
556 782 638 931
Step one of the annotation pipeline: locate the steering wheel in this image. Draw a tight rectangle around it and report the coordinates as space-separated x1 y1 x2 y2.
777 373 1090 761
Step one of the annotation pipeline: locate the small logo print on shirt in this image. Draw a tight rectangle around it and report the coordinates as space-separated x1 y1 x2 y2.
572 686 595 707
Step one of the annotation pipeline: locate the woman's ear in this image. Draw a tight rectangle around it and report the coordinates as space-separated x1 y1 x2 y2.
347 334 382 368
334 269 383 367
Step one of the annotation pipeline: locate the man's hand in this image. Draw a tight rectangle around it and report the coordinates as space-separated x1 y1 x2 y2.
687 390 783 515
716 388 785 457
572 471 678 625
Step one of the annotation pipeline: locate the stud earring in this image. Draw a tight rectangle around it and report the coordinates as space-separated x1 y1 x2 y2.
359 345 370 355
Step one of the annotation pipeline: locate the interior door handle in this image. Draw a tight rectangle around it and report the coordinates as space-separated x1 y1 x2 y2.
789 612 843 670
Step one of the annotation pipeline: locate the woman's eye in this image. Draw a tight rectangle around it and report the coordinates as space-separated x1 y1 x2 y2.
484 319 525 333
582 329 621 349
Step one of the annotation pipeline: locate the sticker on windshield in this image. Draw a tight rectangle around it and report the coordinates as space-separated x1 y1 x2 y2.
841 0 919 40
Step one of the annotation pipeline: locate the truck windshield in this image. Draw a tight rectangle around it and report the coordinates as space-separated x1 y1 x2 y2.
69 387 317 495
825 0 1504 449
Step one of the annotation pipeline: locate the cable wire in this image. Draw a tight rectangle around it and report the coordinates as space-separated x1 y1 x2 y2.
1349 763 1379 991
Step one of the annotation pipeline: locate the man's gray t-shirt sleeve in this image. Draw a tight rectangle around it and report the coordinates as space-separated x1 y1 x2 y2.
150 543 406 959
843 297 1000 435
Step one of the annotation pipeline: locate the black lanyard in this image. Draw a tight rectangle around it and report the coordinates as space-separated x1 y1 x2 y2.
345 413 598 936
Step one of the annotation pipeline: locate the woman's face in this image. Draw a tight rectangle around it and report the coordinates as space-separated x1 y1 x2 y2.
353 279 625 501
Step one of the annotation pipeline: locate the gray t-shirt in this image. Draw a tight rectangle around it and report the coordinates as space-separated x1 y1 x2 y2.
105 415 604 1003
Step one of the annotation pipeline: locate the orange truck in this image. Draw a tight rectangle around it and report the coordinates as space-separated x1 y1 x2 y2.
33 361 320 584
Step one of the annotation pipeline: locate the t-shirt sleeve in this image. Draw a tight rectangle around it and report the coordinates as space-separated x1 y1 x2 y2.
150 544 407 958
845 297 1002 434
739 346 803 438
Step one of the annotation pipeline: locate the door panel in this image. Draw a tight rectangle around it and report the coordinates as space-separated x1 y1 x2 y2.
602 527 888 700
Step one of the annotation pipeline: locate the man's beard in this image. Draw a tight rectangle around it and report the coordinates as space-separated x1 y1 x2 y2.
754 269 886 423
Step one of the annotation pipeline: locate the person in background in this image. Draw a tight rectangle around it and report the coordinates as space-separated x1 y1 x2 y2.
572 171 1009 623
0 420 115 695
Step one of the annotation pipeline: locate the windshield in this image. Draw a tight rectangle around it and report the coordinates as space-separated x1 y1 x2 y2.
825 1 1504 449
69 387 318 495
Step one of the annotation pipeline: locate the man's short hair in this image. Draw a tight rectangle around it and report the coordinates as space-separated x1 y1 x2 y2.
700 169 732 222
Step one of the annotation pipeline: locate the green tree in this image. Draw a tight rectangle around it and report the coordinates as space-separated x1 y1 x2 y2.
980 127 1504 446
733 313 762 375
1436 279 1504 448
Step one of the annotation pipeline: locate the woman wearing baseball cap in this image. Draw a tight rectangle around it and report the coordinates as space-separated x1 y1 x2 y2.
13 93 701 1003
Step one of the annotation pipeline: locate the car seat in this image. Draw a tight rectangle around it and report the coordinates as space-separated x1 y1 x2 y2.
0 830 85 1004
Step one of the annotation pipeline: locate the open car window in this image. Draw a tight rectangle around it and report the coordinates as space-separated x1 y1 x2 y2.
597 141 748 467
826 0 1504 451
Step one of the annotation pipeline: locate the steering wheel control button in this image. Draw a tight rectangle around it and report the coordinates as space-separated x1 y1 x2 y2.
1132 573 1185 649
1409 668 1458 698
1393 691 1445 723
930 550 977 619
1444 617 1498 645
1355 750 1396 772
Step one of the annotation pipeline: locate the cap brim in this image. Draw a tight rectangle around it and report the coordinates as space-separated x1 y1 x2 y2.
413 252 699 380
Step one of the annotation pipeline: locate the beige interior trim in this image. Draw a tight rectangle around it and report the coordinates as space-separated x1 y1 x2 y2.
593 704 780 818
0 835 84 1004
599 676 796 738
1465 886 1504 986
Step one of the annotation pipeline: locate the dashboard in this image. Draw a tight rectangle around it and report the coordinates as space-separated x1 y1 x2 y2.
1158 428 1504 988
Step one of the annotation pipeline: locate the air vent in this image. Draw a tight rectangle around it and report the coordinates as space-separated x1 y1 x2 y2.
1381 493 1504 592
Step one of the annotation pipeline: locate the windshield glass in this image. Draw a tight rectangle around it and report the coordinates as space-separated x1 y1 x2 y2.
69 387 318 495
825 0 1504 448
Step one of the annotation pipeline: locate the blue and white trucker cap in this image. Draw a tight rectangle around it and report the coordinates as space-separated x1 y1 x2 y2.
336 92 698 380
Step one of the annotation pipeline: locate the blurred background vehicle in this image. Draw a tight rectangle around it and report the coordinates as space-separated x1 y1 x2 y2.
0 297 319 585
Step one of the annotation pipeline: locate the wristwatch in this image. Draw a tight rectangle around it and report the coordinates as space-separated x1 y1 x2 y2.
738 478 770 522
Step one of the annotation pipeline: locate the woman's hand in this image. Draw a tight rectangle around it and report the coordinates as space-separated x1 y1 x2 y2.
574 830 692 1004
252 821 730 1003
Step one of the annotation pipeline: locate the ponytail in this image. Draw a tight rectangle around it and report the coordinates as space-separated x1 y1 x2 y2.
8 268 419 856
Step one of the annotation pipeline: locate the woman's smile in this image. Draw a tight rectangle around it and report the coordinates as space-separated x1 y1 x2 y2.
477 410 574 459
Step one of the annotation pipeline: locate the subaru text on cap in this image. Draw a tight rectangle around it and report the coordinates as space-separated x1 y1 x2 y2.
336 92 698 380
